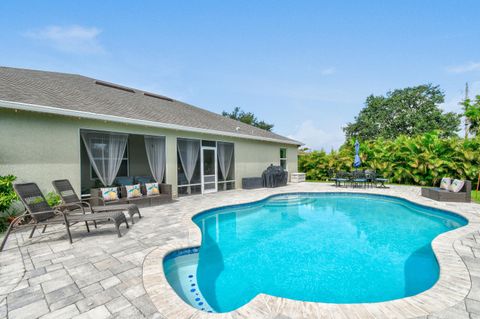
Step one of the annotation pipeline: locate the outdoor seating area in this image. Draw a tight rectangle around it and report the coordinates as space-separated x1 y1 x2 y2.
89 182 172 208
421 178 472 202
330 169 389 188
0 181 132 252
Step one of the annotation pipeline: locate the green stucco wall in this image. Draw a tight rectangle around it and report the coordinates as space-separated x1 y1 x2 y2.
0 109 299 197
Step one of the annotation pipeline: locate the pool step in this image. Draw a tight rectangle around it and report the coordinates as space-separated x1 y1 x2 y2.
266 196 315 207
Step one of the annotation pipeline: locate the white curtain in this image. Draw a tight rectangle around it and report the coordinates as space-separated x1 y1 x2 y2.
177 139 200 193
81 131 128 186
144 136 166 183
217 142 234 189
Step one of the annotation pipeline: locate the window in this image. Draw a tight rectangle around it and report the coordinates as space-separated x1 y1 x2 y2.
177 138 202 196
217 142 235 191
280 148 287 170
90 143 129 179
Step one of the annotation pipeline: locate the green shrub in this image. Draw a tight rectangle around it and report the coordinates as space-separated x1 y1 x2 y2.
0 175 17 212
45 192 61 207
0 175 18 232
299 132 480 186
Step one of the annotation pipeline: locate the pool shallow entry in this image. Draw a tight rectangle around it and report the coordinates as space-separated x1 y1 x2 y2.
164 193 467 313
163 248 215 313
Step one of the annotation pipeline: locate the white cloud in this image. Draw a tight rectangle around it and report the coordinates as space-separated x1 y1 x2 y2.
320 67 336 75
288 120 345 151
24 25 105 54
446 62 480 74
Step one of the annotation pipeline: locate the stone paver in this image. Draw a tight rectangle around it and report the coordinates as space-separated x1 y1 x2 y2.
0 183 479 318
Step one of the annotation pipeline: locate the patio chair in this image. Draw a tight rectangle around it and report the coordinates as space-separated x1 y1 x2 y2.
52 179 141 224
0 183 128 252
351 170 367 188
335 171 350 187
327 169 337 185
364 169 376 188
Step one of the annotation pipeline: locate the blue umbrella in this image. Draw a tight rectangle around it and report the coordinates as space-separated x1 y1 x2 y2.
354 139 361 168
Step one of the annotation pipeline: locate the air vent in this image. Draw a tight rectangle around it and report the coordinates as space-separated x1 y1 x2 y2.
143 92 174 102
95 80 135 93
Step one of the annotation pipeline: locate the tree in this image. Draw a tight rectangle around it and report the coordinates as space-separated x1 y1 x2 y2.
222 107 274 131
462 94 480 136
343 84 461 140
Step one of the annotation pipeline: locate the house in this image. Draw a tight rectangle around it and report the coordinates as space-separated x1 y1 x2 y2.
0 67 301 197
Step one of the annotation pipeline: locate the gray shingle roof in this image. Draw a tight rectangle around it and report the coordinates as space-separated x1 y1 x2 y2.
0 67 300 145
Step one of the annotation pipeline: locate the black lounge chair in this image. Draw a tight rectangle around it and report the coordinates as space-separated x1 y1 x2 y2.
52 179 141 224
0 183 128 251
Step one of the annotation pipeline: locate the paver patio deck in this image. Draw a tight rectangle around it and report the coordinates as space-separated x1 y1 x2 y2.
1 183 480 319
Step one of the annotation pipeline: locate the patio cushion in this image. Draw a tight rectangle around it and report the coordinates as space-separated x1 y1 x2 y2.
440 177 451 190
125 184 142 198
101 187 119 201
449 179 465 193
145 182 160 196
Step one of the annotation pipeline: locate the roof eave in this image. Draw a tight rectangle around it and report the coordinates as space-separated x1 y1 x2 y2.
0 99 303 146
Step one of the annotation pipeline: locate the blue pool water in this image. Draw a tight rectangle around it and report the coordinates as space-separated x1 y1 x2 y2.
164 193 467 313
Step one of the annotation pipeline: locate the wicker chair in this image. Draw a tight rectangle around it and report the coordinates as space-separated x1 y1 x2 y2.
52 180 141 224
0 183 128 251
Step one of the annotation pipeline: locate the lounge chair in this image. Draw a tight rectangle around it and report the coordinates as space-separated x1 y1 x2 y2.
52 179 141 224
0 183 128 251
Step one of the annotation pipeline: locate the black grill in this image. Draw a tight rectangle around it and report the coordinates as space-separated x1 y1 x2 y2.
262 165 288 188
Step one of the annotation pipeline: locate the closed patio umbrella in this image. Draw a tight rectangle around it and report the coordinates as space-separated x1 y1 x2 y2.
354 140 361 168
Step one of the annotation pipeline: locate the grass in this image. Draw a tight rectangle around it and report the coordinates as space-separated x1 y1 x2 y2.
472 190 480 204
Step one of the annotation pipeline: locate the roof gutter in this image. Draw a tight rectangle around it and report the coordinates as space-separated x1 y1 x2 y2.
0 99 302 146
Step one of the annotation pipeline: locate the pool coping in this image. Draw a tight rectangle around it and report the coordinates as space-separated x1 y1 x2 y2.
143 185 480 318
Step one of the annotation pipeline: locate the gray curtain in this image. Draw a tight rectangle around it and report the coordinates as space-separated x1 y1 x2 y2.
81 131 128 186
177 139 200 193
144 136 166 183
217 142 234 189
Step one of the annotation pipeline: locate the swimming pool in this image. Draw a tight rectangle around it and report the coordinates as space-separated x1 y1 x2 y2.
164 193 467 313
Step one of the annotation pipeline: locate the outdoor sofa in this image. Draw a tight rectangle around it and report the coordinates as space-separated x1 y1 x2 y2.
421 180 471 202
53 179 142 224
90 183 172 208
0 183 129 251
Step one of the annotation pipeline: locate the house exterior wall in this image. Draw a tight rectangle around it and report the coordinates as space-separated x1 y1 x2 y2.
0 109 299 197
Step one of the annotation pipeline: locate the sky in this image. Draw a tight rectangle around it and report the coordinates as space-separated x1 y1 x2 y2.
1 1 480 150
